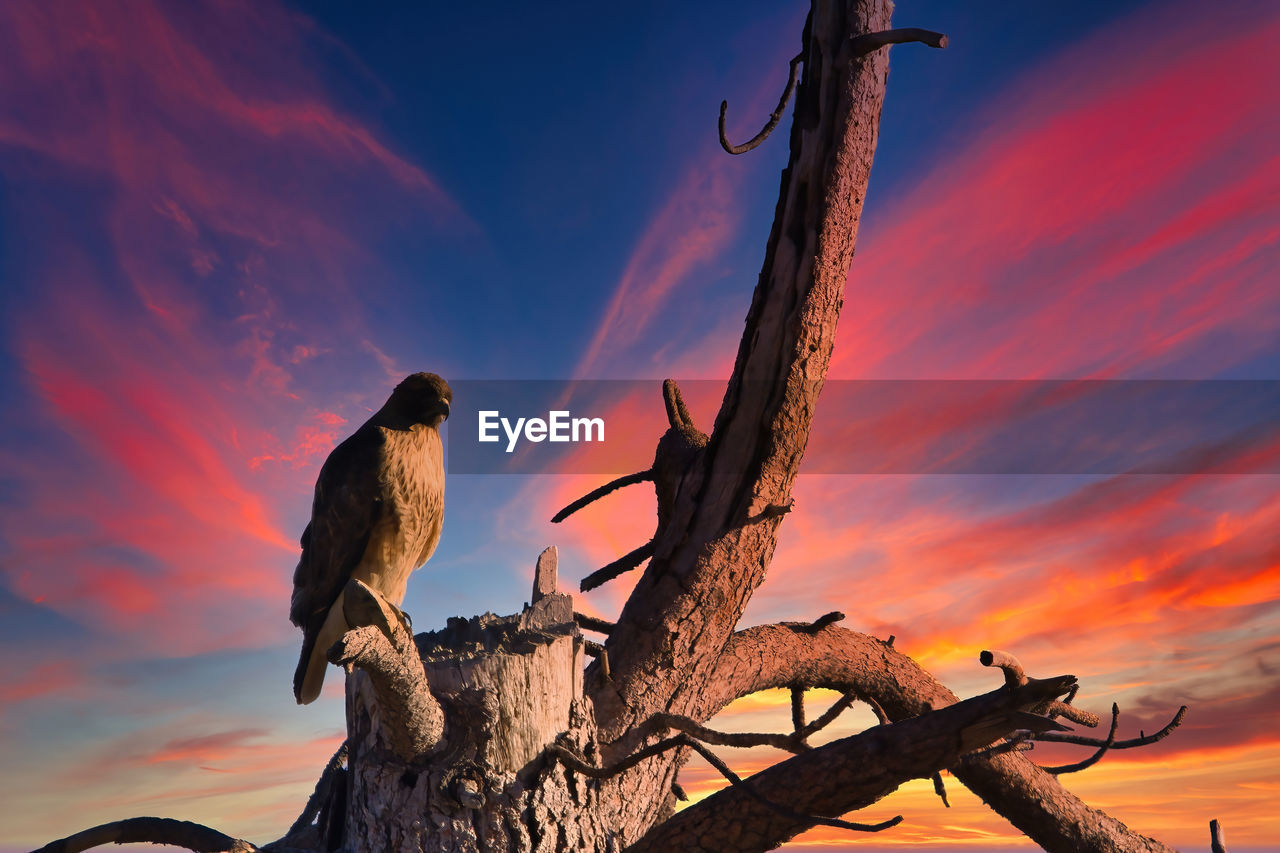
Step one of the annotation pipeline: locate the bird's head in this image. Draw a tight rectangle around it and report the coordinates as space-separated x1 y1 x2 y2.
388 372 452 428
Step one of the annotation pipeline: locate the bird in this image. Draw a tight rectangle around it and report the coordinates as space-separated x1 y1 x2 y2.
290 372 450 705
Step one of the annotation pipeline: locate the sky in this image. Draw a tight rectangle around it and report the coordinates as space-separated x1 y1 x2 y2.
0 0 1277 851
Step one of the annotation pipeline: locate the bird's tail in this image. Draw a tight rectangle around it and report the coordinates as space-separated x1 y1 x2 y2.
294 594 349 705
293 633 324 705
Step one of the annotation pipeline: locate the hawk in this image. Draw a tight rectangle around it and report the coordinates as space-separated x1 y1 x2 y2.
290 372 451 704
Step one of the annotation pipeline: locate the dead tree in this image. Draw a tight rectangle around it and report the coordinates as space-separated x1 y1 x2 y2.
36 1 1217 851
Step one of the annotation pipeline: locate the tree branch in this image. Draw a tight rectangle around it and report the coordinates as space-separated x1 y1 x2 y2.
580 541 654 591
693 623 1177 852
551 470 653 523
328 579 444 761
848 27 948 58
1042 703 1119 775
718 53 804 154
31 817 259 853
1037 706 1187 749
627 675 1074 852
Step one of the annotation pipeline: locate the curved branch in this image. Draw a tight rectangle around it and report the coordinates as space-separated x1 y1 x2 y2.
1037 706 1188 749
718 53 803 154
613 691 859 757
693 623 1177 853
1042 703 1119 775
552 735 899 836
32 818 257 853
981 649 1027 687
628 675 1073 852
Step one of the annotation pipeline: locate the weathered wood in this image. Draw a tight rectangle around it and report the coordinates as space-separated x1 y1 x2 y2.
597 0 899 750
695 623 1177 853
628 675 1076 852
340 591 611 851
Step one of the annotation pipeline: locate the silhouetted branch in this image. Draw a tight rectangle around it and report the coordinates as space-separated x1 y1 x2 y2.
1037 706 1188 750
931 771 951 808
719 53 803 155
1042 703 1119 775
551 469 653 523
553 734 902 835
32 818 258 853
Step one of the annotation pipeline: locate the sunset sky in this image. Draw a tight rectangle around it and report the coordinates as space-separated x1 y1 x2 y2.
1 1 1278 851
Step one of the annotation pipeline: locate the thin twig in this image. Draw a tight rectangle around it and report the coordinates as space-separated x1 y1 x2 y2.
581 541 655 591
864 694 890 726
551 469 653 523
800 611 845 634
552 735 902 833
1036 706 1187 749
1043 703 1119 775
931 772 951 808
808 692 861 735
611 690 861 760
719 54 803 155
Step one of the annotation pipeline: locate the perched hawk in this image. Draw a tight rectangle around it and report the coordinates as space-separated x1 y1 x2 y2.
290 372 451 704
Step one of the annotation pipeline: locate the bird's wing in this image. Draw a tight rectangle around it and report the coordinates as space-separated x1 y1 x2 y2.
290 424 386 638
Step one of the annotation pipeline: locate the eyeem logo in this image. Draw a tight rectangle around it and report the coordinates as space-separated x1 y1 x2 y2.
478 410 605 453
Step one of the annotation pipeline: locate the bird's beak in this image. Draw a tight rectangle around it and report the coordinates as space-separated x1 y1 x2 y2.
438 400 450 421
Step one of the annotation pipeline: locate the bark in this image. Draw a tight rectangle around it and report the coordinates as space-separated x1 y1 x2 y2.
596 0 894 746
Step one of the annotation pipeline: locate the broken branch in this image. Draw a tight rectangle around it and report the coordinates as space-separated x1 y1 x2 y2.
550 469 653 523
580 540 654 591
328 580 443 761
848 27 948 59
981 649 1028 687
